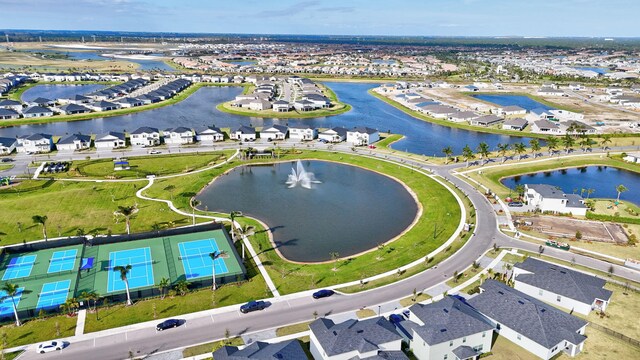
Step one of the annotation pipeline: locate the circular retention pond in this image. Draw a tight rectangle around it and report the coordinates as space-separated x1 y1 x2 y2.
196 160 419 262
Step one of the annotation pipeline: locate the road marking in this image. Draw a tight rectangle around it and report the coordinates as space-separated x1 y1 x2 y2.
210 314 215 323
125 331 128 341
286 299 292 308
93 338 96 347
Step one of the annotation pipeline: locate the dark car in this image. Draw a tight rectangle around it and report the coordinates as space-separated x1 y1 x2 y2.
156 319 181 331
1 158 13 163
240 300 267 313
509 202 524 207
312 289 335 299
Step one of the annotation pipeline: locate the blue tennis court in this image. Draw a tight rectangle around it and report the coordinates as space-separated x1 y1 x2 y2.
178 239 229 280
36 280 70 311
2 255 36 280
0 287 24 317
107 247 154 293
47 249 78 273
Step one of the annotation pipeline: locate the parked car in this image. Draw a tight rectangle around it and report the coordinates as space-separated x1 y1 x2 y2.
156 319 182 331
508 202 524 207
149 150 162 154
37 340 66 354
312 289 335 299
1 158 14 163
240 300 267 313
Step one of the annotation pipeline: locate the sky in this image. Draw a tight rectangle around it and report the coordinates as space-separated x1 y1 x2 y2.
1 0 638 37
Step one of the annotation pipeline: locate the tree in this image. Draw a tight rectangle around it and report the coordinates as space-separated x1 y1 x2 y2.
453 270 459 283
462 145 475 167
513 142 526 161
561 134 574 154
497 143 510 163
529 139 541 158
586 188 595 199
60 297 80 316
546 136 558 156
191 199 201 226
174 280 190 296
476 142 490 165
514 184 525 199
32 215 48 241
235 224 255 260
442 146 453 164
80 290 99 312
1 283 22 326
229 211 243 241
330 252 340 271
113 265 133 305
615 184 628 202
209 251 228 291
579 136 591 152
115 205 136 235
157 277 170 300
600 134 612 150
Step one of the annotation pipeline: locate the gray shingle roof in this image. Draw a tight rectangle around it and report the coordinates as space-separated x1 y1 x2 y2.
0 137 17 147
468 280 588 349
515 258 612 304
309 317 402 357
236 125 256 134
503 118 528 127
131 126 159 135
351 126 378 135
58 133 91 144
473 115 503 125
96 132 126 142
452 345 478 360
23 106 53 115
526 184 567 199
409 296 493 345
212 340 307 360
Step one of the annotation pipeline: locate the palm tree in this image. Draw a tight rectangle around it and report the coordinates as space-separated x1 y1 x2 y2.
113 265 133 305
561 134 574 154
514 184 525 199
586 188 595 199
115 205 136 235
462 145 475 167
1 282 22 326
157 277 170 299
80 290 99 312
497 143 510 163
529 139 541 158
616 184 628 202
32 215 48 241
236 224 255 259
61 297 80 316
579 136 591 152
546 136 558 156
513 142 526 160
174 280 190 296
191 199 201 226
330 252 340 271
209 251 228 290
600 134 612 150
476 142 490 165
229 211 243 241
442 146 453 165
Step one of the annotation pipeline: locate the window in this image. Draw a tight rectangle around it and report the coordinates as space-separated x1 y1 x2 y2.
473 345 484 352
449 341 453 347
463 337 467 343
539 289 544 296
444 355 448 360
517 334 522 340
557 295 562 302
482 332 487 338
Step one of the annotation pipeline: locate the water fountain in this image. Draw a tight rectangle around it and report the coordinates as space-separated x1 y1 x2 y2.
286 160 321 189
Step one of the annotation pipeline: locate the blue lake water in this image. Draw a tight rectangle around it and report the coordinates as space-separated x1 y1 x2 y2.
372 59 397 65
21 49 173 71
21 84 106 102
501 166 639 205
574 67 608 74
23 49 106 61
226 61 255 66
472 94 555 111
0 82 533 155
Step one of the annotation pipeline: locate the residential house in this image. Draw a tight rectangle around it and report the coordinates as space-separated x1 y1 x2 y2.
18 133 54 153
537 88 565 96
260 125 288 141
273 100 292 112
196 126 225 143
130 127 161 147
249 99 272 111
231 125 256 142
95 132 127 150
57 133 92 151
512 258 612 315
448 111 478 123
0 137 17 155
212 340 307 360
0 108 20 120
524 184 587 216
163 127 195 145
22 106 54 118
470 115 503 127
498 105 527 116
346 127 380 146
289 125 317 141
0 99 23 112
87 100 121 112
59 94 92 105
623 152 640 163
502 118 528 131
319 127 348 143
28 97 55 107
527 108 556 122
118 97 144 108
549 110 584 121
309 317 408 360
293 99 315 112
468 280 588 360
422 104 457 118
531 120 562 135
58 103 91 115
559 121 596 135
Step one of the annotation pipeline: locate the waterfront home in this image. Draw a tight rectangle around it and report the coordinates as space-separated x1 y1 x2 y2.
470 115 504 127
527 108 556 121
537 87 565 96
498 105 527 116
422 104 457 118
59 94 92 105
304 93 331 108
58 103 91 115
272 100 292 112
130 126 161 147
293 99 315 112
468 280 588 360
95 132 127 150
396 296 494 360
347 127 380 146
319 127 348 143
231 125 256 142
23 106 54 118
512 258 612 315
28 97 55 107
260 125 288 141
213 339 307 360
531 119 562 135
57 133 92 151
87 100 121 112
248 99 272 111
0 137 17 155
0 108 20 120
623 152 640 163
502 118 528 131
117 97 145 108
524 184 587 216
289 124 317 141
309 317 408 360
196 126 225 143
448 111 478 123
559 121 597 135
163 127 195 145
18 133 54 153
549 109 584 121
0 99 23 112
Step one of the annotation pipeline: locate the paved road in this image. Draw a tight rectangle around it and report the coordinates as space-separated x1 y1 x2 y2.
12 143 640 360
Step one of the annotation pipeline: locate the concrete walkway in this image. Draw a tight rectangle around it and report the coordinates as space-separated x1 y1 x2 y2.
74 309 87 336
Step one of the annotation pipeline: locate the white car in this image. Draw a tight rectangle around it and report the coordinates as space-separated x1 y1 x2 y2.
149 150 162 154
37 340 67 354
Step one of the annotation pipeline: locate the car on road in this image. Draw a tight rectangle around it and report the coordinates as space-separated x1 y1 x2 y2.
240 300 267 313
149 150 162 154
312 289 335 299
156 319 182 331
1 158 14 163
37 340 66 353
508 202 524 207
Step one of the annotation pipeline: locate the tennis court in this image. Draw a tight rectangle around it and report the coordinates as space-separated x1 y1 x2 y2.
2 255 37 280
106 247 155 293
178 239 229 280
47 249 78 274
0 287 24 317
36 280 70 311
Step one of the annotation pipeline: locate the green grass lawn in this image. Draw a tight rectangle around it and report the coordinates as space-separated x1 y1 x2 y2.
275 321 312 337
216 101 351 119
182 337 244 358
0 315 76 348
0 164 13 172
584 283 640 340
375 134 404 150
2 350 25 360
398 292 431 307
55 151 232 179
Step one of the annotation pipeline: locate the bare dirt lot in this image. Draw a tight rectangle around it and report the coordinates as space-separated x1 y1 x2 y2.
514 215 628 244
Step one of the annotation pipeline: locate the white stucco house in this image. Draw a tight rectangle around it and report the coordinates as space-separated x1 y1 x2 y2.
512 258 612 315
289 125 317 141
163 127 195 145
260 125 288 141
502 118 528 131
57 133 91 151
319 127 348 143
623 152 640 163
130 126 161 147
346 127 379 146
0 137 17 155
231 125 256 142
196 126 225 143
18 133 54 153
95 132 127 150
524 184 587 216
